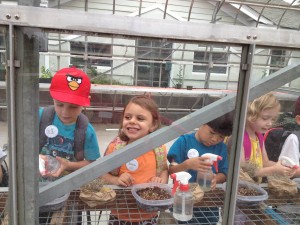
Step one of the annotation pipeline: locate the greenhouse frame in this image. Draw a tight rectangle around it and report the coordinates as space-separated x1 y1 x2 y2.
0 0 300 224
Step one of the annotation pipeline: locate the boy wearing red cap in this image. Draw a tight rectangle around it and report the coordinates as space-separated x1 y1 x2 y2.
39 67 100 180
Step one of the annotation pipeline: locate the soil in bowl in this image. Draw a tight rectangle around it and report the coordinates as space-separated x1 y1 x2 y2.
136 186 171 200
238 186 260 196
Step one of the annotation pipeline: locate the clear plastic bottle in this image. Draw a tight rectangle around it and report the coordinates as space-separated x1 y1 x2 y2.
172 172 194 221
197 169 214 192
39 155 60 181
45 155 60 174
197 153 222 192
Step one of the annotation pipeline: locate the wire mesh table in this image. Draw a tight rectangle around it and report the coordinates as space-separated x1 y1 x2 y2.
0 187 300 224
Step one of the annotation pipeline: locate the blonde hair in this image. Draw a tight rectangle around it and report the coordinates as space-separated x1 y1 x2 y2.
247 93 281 122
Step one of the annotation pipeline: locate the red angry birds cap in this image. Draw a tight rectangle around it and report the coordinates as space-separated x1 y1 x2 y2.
50 67 91 106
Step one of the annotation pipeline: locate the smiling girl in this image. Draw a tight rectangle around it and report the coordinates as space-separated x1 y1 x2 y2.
102 95 168 225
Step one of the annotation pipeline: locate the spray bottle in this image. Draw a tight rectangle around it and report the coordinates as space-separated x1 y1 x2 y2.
197 153 222 192
171 172 193 221
279 156 299 169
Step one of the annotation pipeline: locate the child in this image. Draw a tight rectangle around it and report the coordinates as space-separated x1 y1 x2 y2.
241 93 295 182
39 67 100 180
101 95 168 225
168 112 233 224
265 96 300 177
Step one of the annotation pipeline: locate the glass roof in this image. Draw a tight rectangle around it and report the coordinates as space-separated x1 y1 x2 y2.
2 0 299 30
29 0 299 31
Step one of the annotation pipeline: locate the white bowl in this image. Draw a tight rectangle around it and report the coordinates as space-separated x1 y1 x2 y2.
131 183 173 211
223 181 268 206
39 182 70 212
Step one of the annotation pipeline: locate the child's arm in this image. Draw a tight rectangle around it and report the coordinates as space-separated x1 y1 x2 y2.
149 145 169 184
57 157 92 171
169 157 211 175
255 162 294 177
256 146 295 177
261 145 276 167
149 169 169 184
101 172 134 187
44 157 92 178
211 173 226 190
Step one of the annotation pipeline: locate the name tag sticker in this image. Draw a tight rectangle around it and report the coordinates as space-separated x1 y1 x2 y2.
187 148 199 158
126 159 139 171
45 125 58 138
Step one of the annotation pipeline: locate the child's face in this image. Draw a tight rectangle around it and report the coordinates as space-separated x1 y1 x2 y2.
53 99 83 124
248 108 278 133
122 102 156 143
196 124 225 147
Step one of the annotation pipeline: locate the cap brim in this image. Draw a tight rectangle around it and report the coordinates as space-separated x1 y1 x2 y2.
50 91 90 106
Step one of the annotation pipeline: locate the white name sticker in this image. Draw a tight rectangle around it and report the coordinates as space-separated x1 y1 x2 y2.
45 125 58 138
187 148 199 158
126 159 139 171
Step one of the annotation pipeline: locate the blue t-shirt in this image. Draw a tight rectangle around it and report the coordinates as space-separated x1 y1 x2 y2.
39 108 100 161
167 132 228 182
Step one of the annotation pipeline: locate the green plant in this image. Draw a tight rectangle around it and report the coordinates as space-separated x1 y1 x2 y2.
174 65 184 85
40 66 52 78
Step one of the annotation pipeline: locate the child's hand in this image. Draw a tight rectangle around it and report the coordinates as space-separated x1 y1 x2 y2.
149 176 163 183
117 172 134 187
210 174 217 191
48 156 67 177
274 161 296 177
185 157 211 172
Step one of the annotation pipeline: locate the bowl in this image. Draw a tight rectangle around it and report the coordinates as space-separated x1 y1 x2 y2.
131 183 173 212
223 181 268 206
39 182 70 212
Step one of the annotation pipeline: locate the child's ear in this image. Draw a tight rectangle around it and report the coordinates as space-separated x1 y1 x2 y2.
295 115 300 125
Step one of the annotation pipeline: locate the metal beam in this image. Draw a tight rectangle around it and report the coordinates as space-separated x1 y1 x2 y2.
1 5 300 48
223 44 253 225
7 26 40 225
39 61 300 206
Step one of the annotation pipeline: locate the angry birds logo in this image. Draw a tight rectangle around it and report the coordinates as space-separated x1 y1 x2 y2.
66 74 82 91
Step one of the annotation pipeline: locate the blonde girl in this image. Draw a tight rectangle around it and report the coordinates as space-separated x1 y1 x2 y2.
242 93 295 182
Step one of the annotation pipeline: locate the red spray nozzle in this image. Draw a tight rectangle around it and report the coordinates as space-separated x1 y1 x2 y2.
170 174 178 195
202 153 222 173
170 172 192 195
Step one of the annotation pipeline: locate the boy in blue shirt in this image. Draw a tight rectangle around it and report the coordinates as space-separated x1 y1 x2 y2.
39 67 100 180
168 112 233 224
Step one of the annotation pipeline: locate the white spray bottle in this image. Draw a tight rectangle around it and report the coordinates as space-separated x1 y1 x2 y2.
171 172 193 221
279 156 299 169
197 153 222 192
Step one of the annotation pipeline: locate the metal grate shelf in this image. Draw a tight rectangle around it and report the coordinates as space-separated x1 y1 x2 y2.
1 187 300 224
